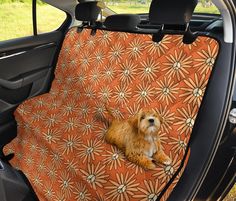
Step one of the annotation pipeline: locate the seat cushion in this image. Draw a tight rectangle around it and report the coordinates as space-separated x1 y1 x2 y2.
4 28 219 200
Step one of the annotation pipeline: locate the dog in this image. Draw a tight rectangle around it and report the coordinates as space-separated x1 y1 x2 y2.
105 108 172 170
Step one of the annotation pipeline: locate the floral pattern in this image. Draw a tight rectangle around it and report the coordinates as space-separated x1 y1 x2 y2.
4 28 219 201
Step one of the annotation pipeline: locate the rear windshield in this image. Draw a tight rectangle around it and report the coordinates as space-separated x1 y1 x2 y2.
104 0 219 14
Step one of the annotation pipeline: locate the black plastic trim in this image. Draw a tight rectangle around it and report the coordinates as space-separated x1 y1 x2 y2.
168 43 235 201
0 121 17 150
0 68 48 90
0 31 62 54
167 2 236 200
18 170 39 201
32 0 37 36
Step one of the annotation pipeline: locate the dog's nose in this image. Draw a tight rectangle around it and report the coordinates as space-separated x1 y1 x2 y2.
149 119 154 123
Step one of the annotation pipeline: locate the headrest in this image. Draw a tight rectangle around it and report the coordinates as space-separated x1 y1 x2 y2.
75 1 101 22
104 14 141 31
149 0 198 25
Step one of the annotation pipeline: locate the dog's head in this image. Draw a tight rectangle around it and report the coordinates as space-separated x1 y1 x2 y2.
130 109 162 136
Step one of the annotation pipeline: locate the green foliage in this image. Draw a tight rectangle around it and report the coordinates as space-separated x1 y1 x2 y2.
0 2 65 41
224 185 236 201
104 0 211 5
108 2 219 14
0 0 31 3
104 0 219 14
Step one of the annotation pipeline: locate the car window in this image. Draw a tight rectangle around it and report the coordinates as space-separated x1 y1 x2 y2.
0 1 33 41
0 0 66 42
37 0 66 34
104 0 219 14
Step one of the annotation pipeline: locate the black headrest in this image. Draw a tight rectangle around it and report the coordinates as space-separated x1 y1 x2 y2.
75 1 101 22
104 14 141 31
149 0 198 25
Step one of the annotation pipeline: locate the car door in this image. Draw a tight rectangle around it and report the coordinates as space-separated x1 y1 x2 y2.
0 0 70 159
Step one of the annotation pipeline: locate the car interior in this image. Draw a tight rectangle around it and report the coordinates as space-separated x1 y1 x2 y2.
0 0 235 200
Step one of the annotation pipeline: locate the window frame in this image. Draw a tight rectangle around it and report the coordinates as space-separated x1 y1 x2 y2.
33 0 37 35
32 0 70 37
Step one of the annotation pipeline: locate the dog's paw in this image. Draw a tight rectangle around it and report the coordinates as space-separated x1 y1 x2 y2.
153 153 172 166
163 157 172 166
145 161 156 170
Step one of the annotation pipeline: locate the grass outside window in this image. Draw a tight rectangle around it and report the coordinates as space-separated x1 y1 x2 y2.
0 2 66 41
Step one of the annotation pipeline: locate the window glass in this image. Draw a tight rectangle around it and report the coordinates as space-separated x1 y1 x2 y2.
37 0 66 34
104 0 219 14
195 0 219 14
0 0 66 42
0 0 33 41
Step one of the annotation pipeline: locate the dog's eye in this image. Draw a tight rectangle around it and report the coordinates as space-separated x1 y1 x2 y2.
140 115 145 120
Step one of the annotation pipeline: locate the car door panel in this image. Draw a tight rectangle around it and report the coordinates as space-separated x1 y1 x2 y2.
0 31 62 54
0 31 64 154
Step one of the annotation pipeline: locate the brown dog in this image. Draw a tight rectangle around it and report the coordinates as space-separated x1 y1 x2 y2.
105 109 171 170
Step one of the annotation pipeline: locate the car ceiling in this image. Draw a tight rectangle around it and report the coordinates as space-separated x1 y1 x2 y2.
44 0 77 18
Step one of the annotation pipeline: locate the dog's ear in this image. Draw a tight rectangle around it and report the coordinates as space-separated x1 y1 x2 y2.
137 109 143 134
129 114 138 128
129 109 143 130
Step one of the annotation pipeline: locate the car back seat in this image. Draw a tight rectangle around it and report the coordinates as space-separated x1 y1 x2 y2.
4 0 220 200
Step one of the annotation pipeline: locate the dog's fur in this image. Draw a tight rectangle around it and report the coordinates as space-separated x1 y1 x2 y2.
105 109 171 170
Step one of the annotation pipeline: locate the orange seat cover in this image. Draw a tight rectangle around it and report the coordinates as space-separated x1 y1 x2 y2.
5 28 219 201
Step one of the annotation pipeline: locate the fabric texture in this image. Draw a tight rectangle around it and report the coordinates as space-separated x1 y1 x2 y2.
5 28 219 201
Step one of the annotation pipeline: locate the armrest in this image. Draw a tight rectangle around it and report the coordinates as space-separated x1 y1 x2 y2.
0 68 49 90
